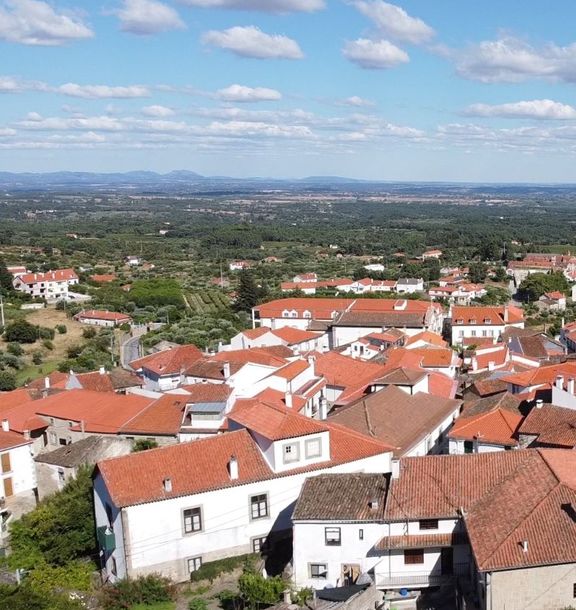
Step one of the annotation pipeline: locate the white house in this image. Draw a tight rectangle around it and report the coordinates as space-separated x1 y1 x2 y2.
450 305 525 346
396 278 424 294
0 420 37 500
93 403 392 583
12 268 78 301
74 310 133 328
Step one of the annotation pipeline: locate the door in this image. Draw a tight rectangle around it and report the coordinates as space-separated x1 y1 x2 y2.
341 564 360 586
4 478 13 497
441 547 453 575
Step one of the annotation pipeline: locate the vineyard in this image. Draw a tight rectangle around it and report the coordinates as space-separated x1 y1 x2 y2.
186 290 231 315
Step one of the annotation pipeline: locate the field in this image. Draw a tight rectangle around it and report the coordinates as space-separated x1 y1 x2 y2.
186 291 231 315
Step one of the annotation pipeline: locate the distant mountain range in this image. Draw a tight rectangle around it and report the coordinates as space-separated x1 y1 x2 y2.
0 170 575 195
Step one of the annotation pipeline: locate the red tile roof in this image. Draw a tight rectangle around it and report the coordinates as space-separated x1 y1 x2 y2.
97 422 391 508
15 268 78 284
211 347 288 368
89 274 117 283
315 352 386 388
121 394 187 436
267 359 309 381
448 408 522 447
242 327 271 339
130 344 203 376
500 361 576 389
451 305 524 326
179 384 232 402
405 331 448 348
74 310 132 323
518 403 576 448
271 327 321 344
0 430 32 451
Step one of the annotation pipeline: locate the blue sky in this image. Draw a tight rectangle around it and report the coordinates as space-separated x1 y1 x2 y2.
3 0 576 181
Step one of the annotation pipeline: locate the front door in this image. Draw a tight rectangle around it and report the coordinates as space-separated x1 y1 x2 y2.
341 564 360 586
4 478 13 497
441 547 453 575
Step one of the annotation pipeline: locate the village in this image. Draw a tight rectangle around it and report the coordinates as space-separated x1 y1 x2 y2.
2 247 576 610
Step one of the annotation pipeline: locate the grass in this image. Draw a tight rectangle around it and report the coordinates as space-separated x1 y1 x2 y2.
15 360 59 385
130 602 176 610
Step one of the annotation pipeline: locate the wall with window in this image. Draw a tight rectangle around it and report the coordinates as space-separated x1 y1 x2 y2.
0 442 36 498
292 520 384 588
93 450 390 583
448 438 510 455
271 431 331 473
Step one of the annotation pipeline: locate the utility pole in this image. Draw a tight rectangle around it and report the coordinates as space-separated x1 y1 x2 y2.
0 294 4 327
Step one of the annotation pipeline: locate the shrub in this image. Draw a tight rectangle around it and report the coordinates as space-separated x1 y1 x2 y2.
42 340 54 351
132 439 158 452
0 371 16 391
7 343 23 357
4 320 37 343
82 328 96 339
66 345 83 359
32 351 43 365
56 324 67 335
38 327 55 340
99 574 176 610
189 598 208 610
190 554 257 583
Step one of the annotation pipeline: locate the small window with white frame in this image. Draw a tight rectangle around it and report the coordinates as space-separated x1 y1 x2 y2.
310 563 328 579
252 536 267 554
250 494 269 520
283 442 300 464
305 437 322 458
187 556 202 575
325 527 341 546
183 507 202 534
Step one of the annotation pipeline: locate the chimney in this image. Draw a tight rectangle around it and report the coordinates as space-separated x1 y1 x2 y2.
521 540 528 553
536 399 544 409
223 362 231 379
488 361 495 372
556 375 564 390
44 376 50 390
23 429 30 440
1 420 9 433
569 379 575 395
503 306 509 323
163 478 172 493
285 392 293 409
99 366 106 376
391 458 400 479
319 396 328 420
228 455 238 480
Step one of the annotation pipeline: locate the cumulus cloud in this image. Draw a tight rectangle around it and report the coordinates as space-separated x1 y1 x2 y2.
58 83 151 98
339 95 375 107
142 105 176 117
343 38 408 69
0 128 16 136
455 36 576 83
353 1 434 44
115 0 185 35
202 26 303 59
465 99 576 120
0 0 93 46
178 0 323 12
217 84 282 102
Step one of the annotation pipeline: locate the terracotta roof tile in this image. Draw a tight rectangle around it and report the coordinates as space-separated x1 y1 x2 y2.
519 403 576 448
376 532 467 551
451 305 524 326
130 344 203 376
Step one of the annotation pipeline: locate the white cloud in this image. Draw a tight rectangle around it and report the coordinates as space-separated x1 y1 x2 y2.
343 38 408 69
115 0 185 35
339 95 375 107
455 36 576 83
202 26 304 59
0 0 93 46
178 0 323 12
353 1 434 44
0 128 16 136
142 105 175 117
58 83 151 98
217 84 282 102
465 99 576 120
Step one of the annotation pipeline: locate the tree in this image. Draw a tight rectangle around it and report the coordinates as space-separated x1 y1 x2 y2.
518 272 569 303
234 270 260 313
0 371 16 391
0 260 13 295
4 320 38 344
468 262 487 284
238 562 286 610
132 439 158 452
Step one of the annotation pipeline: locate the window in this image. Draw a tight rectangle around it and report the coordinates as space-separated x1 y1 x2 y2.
183 507 202 534
305 438 322 458
252 537 267 554
404 549 424 565
303 310 312 319
282 310 290 318
325 527 341 546
250 494 269 520
573 583 576 598
309 563 328 579
464 441 474 454
283 443 299 464
188 557 202 574
359 529 364 541
482 330 488 337
458 331 464 338
419 519 439 530
470 330 477 337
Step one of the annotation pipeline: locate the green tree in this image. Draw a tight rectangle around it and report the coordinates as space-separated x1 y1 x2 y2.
518 272 569 302
4 320 38 344
238 562 286 610
234 270 260 313
132 439 158 452
0 371 16 391
0 260 13 295
468 262 487 284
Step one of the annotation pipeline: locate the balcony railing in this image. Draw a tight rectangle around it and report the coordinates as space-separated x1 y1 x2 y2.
375 563 470 588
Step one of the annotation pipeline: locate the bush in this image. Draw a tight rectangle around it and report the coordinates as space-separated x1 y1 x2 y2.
100 574 176 610
24 560 94 594
66 345 83 359
4 320 37 343
132 439 158 452
190 554 257 583
32 351 43 365
42 340 54 351
38 327 55 340
0 371 16 391
189 598 208 610
0 584 83 610
82 327 96 339
7 343 23 356
56 324 67 334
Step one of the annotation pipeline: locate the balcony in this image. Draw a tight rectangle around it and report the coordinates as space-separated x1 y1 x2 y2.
375 563 470 589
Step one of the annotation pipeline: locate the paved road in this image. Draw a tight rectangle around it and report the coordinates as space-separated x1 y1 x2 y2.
121 335 142 368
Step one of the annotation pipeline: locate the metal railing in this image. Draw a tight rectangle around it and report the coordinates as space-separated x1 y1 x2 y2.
376 563 470 588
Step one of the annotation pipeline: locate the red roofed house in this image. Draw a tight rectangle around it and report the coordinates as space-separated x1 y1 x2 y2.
12 268 78 301
0 420 36 502
93 401 393 583
228 326 327 353
74 310 133 328
450 305 524 346
130 344 203 391
538 290 567 312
